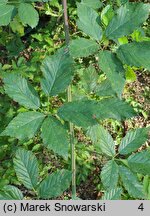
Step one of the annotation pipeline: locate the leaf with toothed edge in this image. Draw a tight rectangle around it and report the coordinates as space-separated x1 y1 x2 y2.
1 112 45 140
13 148 39 190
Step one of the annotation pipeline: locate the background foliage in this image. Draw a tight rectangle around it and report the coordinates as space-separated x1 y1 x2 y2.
0 0 150 200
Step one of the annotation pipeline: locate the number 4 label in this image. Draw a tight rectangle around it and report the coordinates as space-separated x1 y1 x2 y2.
138 203 144 211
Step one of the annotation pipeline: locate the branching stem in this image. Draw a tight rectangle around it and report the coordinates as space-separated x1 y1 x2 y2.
62 0 76 199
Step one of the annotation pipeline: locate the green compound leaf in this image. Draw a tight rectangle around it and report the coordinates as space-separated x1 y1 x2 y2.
1 112 45 140
70 38 99 58
95 79 116 97
0 4 15 26
0 185 23 200
119 165 145 199
13 148 39 190
3 73 40 109
128 151 150 176
37 169 72 199
18 3 39 28
41 48 74 96
81 0 102 9
58 98 136 128
41 116 69 158
119 127 150 155
87 125 115 157
77 3 102 41
101 160 119 189
116 41 150 70
101 188 122 200
98 51 125 97
105 3 150 40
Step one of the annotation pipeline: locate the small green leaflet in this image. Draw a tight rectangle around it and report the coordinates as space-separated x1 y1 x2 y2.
10 17 24 36
119 166 145 199
80 65 98 93
0 185 23 200
58 98 136 128
105 3 150 40
101 188 122 200
101 160 119 189
69 38 99 58
125 66 137 83
95 79 116 97
81 0 102 9
41 48 74 96
1 112 45 140
128 151 150 176
37 169 72 199
101 5 114 26
18 3 39 28
13 148 39 190
117 41 150 70
3 73 40 109
0 5 15 26
41 116 69 158
98 51 125 97
77 3 102 41
118 127 149 155
87 125 115 157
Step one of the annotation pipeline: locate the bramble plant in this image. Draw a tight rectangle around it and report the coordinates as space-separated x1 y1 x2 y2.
0 0 150 199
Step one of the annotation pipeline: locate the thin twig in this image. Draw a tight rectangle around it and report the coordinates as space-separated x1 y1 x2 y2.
62 0 76 199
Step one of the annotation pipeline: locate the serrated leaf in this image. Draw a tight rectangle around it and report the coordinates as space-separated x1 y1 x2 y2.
1 112 45 140
101 160 119 189
81 0 102 9
101 188 122 200
41 116 69 158
81 65 98 93
18 3 39 28
41 48 74 96
37 169 71 199
69 38 99 58
58 98 136 128
95 79 116 97
87 125 115 157
0 4 15 26
119 127 149 155
0 185 23 200
77 3 102 41
105 3 150 40
128 151 150 176
119 165 145 199
98 51 125 97
117 41 150 70
3 73 40 109
13 148 39 190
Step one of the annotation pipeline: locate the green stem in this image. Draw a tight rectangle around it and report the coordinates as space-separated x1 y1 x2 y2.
62 0 76 199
